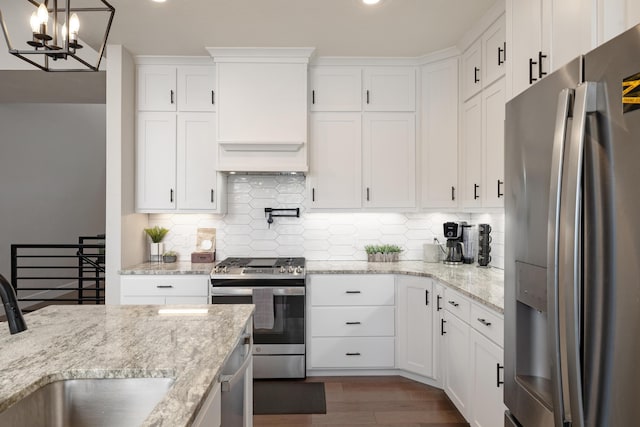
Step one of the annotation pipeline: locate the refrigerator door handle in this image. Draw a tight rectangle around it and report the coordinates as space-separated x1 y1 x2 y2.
548 87 574 427
560 81 597 427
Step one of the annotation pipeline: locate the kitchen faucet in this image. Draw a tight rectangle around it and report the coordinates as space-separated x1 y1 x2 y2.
0 274 27 334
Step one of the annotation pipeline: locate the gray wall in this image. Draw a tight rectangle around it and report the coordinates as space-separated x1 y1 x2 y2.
0 103 106 288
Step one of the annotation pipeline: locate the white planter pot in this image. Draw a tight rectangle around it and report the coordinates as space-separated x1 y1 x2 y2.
149 242 164 262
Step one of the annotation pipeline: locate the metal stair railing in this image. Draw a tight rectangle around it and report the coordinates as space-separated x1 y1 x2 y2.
10 234 105 311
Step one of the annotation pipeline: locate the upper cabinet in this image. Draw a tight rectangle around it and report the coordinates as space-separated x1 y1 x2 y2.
309 66 362 111
208 48 314 172
309 65 416 112
137 64 216 112
507 0 640 99
461 14 506 102
135 59 226 214
420 56 459 209
363 67 416 111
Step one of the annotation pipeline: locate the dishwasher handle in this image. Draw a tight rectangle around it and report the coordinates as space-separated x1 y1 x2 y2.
220 334 252 392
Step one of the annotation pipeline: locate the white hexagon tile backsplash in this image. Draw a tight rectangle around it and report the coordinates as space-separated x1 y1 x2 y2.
149 175 505 269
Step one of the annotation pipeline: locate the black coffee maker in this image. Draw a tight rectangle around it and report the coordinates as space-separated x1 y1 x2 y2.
443 222 464 265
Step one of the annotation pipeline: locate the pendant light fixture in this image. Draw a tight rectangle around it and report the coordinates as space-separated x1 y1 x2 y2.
0 0 115 72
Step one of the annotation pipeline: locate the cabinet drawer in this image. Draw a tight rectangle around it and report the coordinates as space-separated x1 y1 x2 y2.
311 306 395 337
121 275 209 297
310 337 395 368
470 303 504 347
310 275 394 306
444 288 471 323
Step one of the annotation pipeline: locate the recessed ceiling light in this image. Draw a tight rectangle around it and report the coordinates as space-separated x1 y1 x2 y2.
363 0 381 4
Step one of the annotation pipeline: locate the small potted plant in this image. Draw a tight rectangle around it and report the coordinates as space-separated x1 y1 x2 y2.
162 250 178 263
365 244 403 262
144 226 169 262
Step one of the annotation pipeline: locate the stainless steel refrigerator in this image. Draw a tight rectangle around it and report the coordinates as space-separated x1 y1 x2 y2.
504 24 640 427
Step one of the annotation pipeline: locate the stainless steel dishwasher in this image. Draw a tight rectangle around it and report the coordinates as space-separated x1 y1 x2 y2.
220 332 252 427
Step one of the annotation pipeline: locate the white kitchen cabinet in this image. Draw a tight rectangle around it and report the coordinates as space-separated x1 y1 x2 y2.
420 57 459 209
363 113 416 208
177 113 225 211
363 67 416 111
460 78 505 209
482 79 506 208
137 64 216 112
192 382 222 427
136 112 177 211
461 39 483 102
308 113 362 209
460 94 482 209
307 274 395 370
443 309 471 420
433 281 446 384
137 65 177 111
396 275 434 378
469 329 505 427
309 66 362 111
120 275 210 305
136 112 226 213
483 15 507 88
177 66 216 112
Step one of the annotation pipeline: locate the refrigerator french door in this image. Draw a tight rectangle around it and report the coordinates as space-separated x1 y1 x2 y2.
505 25 640 427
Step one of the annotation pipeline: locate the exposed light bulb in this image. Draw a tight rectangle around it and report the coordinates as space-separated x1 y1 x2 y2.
69 13 79 41
37 3 48 25
30 12 39 33
61 23 67 42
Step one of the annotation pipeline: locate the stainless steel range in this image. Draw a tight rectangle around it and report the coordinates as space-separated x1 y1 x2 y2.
210 257 305 379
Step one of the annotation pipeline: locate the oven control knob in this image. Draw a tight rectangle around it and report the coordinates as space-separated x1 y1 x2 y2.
222 266 228 273
295 266 303 274
288 266 294 273
280 266 286 273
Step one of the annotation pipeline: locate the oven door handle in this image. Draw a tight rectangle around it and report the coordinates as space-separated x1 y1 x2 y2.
211 287 305 296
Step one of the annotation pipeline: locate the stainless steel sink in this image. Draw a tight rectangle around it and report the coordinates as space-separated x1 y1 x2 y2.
0 377 174 427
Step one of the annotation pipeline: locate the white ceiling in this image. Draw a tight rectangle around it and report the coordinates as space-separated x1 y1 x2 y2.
100 0 496 57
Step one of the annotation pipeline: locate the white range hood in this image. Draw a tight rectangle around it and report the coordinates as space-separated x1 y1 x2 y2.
207 47 315 173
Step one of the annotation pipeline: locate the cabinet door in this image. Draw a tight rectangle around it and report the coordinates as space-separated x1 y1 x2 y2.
308 113 362 208
136 112 177 211
177 112 219 210
460 95 482 209
363 113 416 208
443 311 471 420
550 0 594 72
310 66 362 111
137 65 177 111
483 14 506 87
470 329 506 427
433 282 446 384
482 79 506 208
507 0 545 99
420 58 459 209
462 39 482 101
177 66 216 112
363 67 416 111
396 276 434 378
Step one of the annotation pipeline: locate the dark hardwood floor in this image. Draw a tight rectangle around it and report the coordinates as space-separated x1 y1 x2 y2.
253 376 469 426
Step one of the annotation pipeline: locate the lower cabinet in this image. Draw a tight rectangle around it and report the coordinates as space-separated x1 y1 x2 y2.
470 329 505 427
307 274 395 370
192 382 222 427
396 275 434 377
120 275 209 305
442 309 471 419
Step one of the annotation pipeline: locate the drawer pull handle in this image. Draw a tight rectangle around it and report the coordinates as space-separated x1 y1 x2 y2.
346 321 361 325
477 318 492 326
157 285 173 289
448 300 459 307
346 352 361 356
345 291 361 294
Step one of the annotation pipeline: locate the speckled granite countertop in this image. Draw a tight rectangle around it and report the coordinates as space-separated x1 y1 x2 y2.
0 304 254 426
306 261 504 313
120 262 214 275
120 260 504 313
